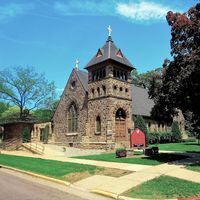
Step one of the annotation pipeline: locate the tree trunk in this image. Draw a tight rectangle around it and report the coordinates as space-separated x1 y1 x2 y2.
20 106 23 119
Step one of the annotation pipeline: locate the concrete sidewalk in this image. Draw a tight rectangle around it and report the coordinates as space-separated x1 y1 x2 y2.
1 150 151 172
75 163 200 198
1 149 200 199
47 156 151 172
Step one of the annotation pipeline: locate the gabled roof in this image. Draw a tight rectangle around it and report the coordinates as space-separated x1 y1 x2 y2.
75 69 88 91
76 69 154 117
85 36 134 69
132 85 155 117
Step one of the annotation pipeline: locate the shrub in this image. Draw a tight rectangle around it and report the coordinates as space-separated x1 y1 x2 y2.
22 127 31 142
115 148 127 158
149 131 160 144
160 132 172 143
134 115 149 144
182 137 196 143
171 121 182 142
149 131 173 144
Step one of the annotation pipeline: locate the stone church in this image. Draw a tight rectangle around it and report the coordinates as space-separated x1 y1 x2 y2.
52 31 185 149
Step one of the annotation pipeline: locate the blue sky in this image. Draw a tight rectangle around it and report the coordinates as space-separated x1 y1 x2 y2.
0 0 197 94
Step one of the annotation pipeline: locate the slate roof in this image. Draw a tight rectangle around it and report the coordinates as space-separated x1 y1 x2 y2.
75 69 88 91
85 36 134 69
76 69 154 116
132 85 155 117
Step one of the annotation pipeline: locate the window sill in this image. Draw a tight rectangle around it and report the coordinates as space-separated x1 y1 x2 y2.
95 132 101 135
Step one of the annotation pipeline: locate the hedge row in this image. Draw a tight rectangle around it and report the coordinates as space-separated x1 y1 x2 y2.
149 131 183 144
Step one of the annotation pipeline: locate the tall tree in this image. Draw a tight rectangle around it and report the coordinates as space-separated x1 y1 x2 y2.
0 66 56 119
0 102 9 117
171 121 182 142
0 106 20 120
131 67 163 89
149 4 200 139
134 115 149 144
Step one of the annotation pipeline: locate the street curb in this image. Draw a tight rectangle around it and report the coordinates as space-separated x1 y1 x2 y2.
91 189 118 199
118 196 178 200
0 164 71 187
91 189 178 200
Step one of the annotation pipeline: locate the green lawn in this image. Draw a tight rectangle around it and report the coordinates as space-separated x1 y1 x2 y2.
73 153 187 165
124 176 200 199
187 163 200 172
151 142 200 153
0 154 97 180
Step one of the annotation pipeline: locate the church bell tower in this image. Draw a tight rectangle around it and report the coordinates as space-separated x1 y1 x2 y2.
85 26 134 148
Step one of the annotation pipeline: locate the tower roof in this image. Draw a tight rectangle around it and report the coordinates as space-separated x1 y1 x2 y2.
85 36 134 69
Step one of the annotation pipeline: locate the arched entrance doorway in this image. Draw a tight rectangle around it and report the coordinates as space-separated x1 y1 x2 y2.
115 108 126 141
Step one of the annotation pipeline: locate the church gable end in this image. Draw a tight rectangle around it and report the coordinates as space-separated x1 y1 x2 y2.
53 69 88 145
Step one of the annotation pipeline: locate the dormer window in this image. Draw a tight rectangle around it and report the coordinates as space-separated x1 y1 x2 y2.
96 49 103 57
116 49 123 58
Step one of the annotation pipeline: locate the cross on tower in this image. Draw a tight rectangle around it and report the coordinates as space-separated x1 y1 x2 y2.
107 25 112 37
75 59 80 71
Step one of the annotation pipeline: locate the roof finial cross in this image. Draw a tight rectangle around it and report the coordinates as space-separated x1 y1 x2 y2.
75 59 79 71
108 25 112 37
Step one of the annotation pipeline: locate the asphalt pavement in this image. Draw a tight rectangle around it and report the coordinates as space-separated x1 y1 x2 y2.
0 170 86 200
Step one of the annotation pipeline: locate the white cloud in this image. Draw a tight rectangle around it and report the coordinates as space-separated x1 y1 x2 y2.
53 1 115 16
116 1 180 22
0 3 34 22
53 0 181 23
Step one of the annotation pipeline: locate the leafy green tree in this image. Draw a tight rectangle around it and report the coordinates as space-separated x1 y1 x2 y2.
171 121 182 142
131 68 163 89
134 115 149 144
0 106 20 119
33 99 59 122
0 66 56 119
33 109 53 122
0 102 9 117
149 4 200 142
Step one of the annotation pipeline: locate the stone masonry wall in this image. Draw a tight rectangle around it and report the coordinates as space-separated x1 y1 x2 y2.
53 69 88 146
87 74 133 148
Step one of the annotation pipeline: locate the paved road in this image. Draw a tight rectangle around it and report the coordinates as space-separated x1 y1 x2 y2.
0 170 87 200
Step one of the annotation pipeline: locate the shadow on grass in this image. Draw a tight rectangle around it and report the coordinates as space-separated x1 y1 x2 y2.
189 163 200 167
183 143 200 146
186 151 200 154
141 153 188 163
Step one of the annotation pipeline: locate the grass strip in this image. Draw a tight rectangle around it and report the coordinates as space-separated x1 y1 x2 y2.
73 153 187 165
151 142 200 153
0 154 97 180
124 175 200 199
186 163 200 172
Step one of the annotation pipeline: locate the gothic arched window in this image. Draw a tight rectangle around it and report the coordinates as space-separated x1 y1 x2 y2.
68 103 77 132
96 116 101 133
